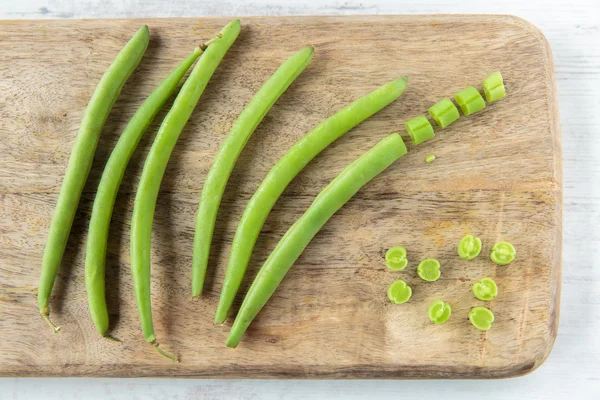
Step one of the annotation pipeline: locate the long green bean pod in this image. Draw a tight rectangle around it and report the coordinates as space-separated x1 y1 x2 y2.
215 77 408 324
226 133 408 347
192 46 315 297
38 26 149 332
85 47 203 339
130 20 240 360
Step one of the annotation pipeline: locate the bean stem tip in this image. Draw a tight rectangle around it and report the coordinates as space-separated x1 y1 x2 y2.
152 341 179 362
42 314 60 334
104 334 121 342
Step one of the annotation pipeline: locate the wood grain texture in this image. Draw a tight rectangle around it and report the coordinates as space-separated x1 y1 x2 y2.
0 15 561 378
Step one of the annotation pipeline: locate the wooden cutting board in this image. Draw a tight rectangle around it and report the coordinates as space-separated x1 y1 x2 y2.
0 15 561 378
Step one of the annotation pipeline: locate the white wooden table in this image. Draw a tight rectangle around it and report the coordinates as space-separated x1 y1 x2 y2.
1 0 598 398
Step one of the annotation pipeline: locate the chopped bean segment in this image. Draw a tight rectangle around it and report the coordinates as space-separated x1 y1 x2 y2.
455 86 486 116
472 278 498 301
425 154 436 163
490 241 516 265
428 299 452 324
417 258 441 282
385 246 408 271
388 280 412 304
458 235 482 260
483 71 506 103
428 98 460 129
405 115 435 144
469 307 495 330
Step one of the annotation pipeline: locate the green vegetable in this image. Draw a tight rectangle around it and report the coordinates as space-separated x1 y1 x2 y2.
38 25 149 333
428 299 451 324
457 234 482 260
130 20 240 361
490 241 516 265
385 246 408 271
472 278 498 301
483 72 506 103
455 86 486 116
214 77 408 324
85 47 203 340
469 307 495 330
428 98 459 129
405 115 435 144
226 133 408 347
387 280 412 304
425 154 436 163
417 258 441 281
192 46 314 297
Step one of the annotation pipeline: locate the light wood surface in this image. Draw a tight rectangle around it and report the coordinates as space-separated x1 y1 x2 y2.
0 15 561 378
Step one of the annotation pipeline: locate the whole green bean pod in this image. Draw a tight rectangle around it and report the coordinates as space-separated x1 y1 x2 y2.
130 20 240 361
85 47 203 339
192 46 315 297
38 25 149 332
215 77 408 324
226 133 408 347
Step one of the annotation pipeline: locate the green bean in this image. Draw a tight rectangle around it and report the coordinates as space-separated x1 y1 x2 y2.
38 26 149 333
215 77 408 324
85 47 203 339
226 133 408 347
130 20 240 360
192 46 315 297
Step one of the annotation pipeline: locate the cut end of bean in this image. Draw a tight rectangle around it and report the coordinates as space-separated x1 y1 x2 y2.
428 98 460 129
483 72 506 103
152 341 179 362
455 86 486 116
405 115 435 144
226 335 240 348
42 314 61 334
425 154 436 163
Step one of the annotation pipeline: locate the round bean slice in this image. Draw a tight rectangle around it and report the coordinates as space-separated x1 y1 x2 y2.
428 299 451 324
387 280 412 304
458 235 482 260
417 258 441 282
472 278 498 301
490 241 516 265
385 246 408 271
469 307 495 331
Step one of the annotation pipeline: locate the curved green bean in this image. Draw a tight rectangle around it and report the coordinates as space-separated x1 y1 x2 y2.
38 25 149 333
192 46 315 297
85 47 203 339
226 133 408 347
130 20 240 360
215 77 408 324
